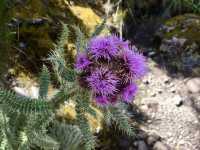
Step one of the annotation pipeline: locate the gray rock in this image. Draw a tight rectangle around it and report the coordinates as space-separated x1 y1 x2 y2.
186 78 200 93
138 141 148 150
147 134 161 145
153 141 170 150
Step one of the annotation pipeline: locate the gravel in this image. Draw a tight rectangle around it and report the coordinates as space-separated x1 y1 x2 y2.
135 59 200 150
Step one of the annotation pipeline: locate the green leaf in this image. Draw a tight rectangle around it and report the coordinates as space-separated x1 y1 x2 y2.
39 65 50 99
0 90 51 114
74 26 86 52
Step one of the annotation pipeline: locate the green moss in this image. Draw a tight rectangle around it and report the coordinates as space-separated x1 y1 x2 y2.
11 0 47 19
159 14 200 76
164 14 200 45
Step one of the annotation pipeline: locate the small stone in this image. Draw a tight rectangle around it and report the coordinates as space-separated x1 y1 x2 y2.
138 141 148 150
147 134 161 145
151 92 157 97
164 78 170 84
173 95 183 107
170 88 176 93
141 105 148 111
144 80 150 85
153 141 170 150
147 119 153 123
158 90 162 94
186 78 200 93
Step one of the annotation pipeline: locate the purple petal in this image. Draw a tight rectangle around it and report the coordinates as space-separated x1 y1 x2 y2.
121 83 138 103
122 50 147 79
87 67 118 96
75 52 91 71
88 36 118 60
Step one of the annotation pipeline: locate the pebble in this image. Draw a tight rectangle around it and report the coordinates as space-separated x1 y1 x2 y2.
153 141 170 150
147 134 161 145
151 92 157 97
173 95 183 106
170 88 176 93
138 141 148 150
158 90 163 94
186 78 200 93
164 78 170 84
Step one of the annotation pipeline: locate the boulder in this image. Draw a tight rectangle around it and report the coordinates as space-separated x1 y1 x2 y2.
155 14 200 76
9 0 102 74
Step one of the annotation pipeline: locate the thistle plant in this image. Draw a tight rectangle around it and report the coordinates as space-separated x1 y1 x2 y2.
0 21 147 150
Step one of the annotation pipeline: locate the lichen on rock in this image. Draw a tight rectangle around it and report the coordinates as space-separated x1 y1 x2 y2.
155 14 200 76
9 0 103 75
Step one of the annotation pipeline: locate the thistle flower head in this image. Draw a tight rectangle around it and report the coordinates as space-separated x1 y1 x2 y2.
88 36 118 60
75 52 91 71
87 67 118 96
121 84 138 103
75 35 147 106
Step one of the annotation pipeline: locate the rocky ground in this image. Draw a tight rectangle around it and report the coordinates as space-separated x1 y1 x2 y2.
9 58 200 150
133 59 200 150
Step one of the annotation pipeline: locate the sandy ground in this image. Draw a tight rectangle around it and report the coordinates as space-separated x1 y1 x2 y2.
135 59 200 150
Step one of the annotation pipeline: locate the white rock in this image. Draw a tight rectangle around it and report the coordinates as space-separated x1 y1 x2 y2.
186 78 200 93
30 86 39 99
13 87 29 97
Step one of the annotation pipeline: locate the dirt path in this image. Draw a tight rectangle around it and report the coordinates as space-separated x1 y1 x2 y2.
135 59 200 150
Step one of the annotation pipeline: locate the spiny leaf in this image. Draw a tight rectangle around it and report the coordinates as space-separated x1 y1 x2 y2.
74 26 86 52
0 90 51 114
39 65 50 99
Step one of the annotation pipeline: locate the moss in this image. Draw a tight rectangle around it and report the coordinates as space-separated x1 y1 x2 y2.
11 0 47 19
159 14 200 76
10 0 102 75
164 14 200 46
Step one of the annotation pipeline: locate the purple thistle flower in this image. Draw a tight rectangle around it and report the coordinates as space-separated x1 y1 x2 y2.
88 36 118 60
109 35 129 50
122 50 147 79
121 83 138 103
87 67 118 96
95 96 109 106
75 52 91 71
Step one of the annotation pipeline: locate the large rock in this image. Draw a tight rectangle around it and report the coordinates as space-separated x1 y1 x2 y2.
9 0 102 74
155 14 200 76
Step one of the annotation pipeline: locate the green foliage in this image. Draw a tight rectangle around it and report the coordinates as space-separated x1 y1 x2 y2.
50 121 83 150
0 90 51 114
103 103 134 136
39 65 50 99
168 0 200 13
74 26 86 52
0 23 134 150
75 89 96 150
